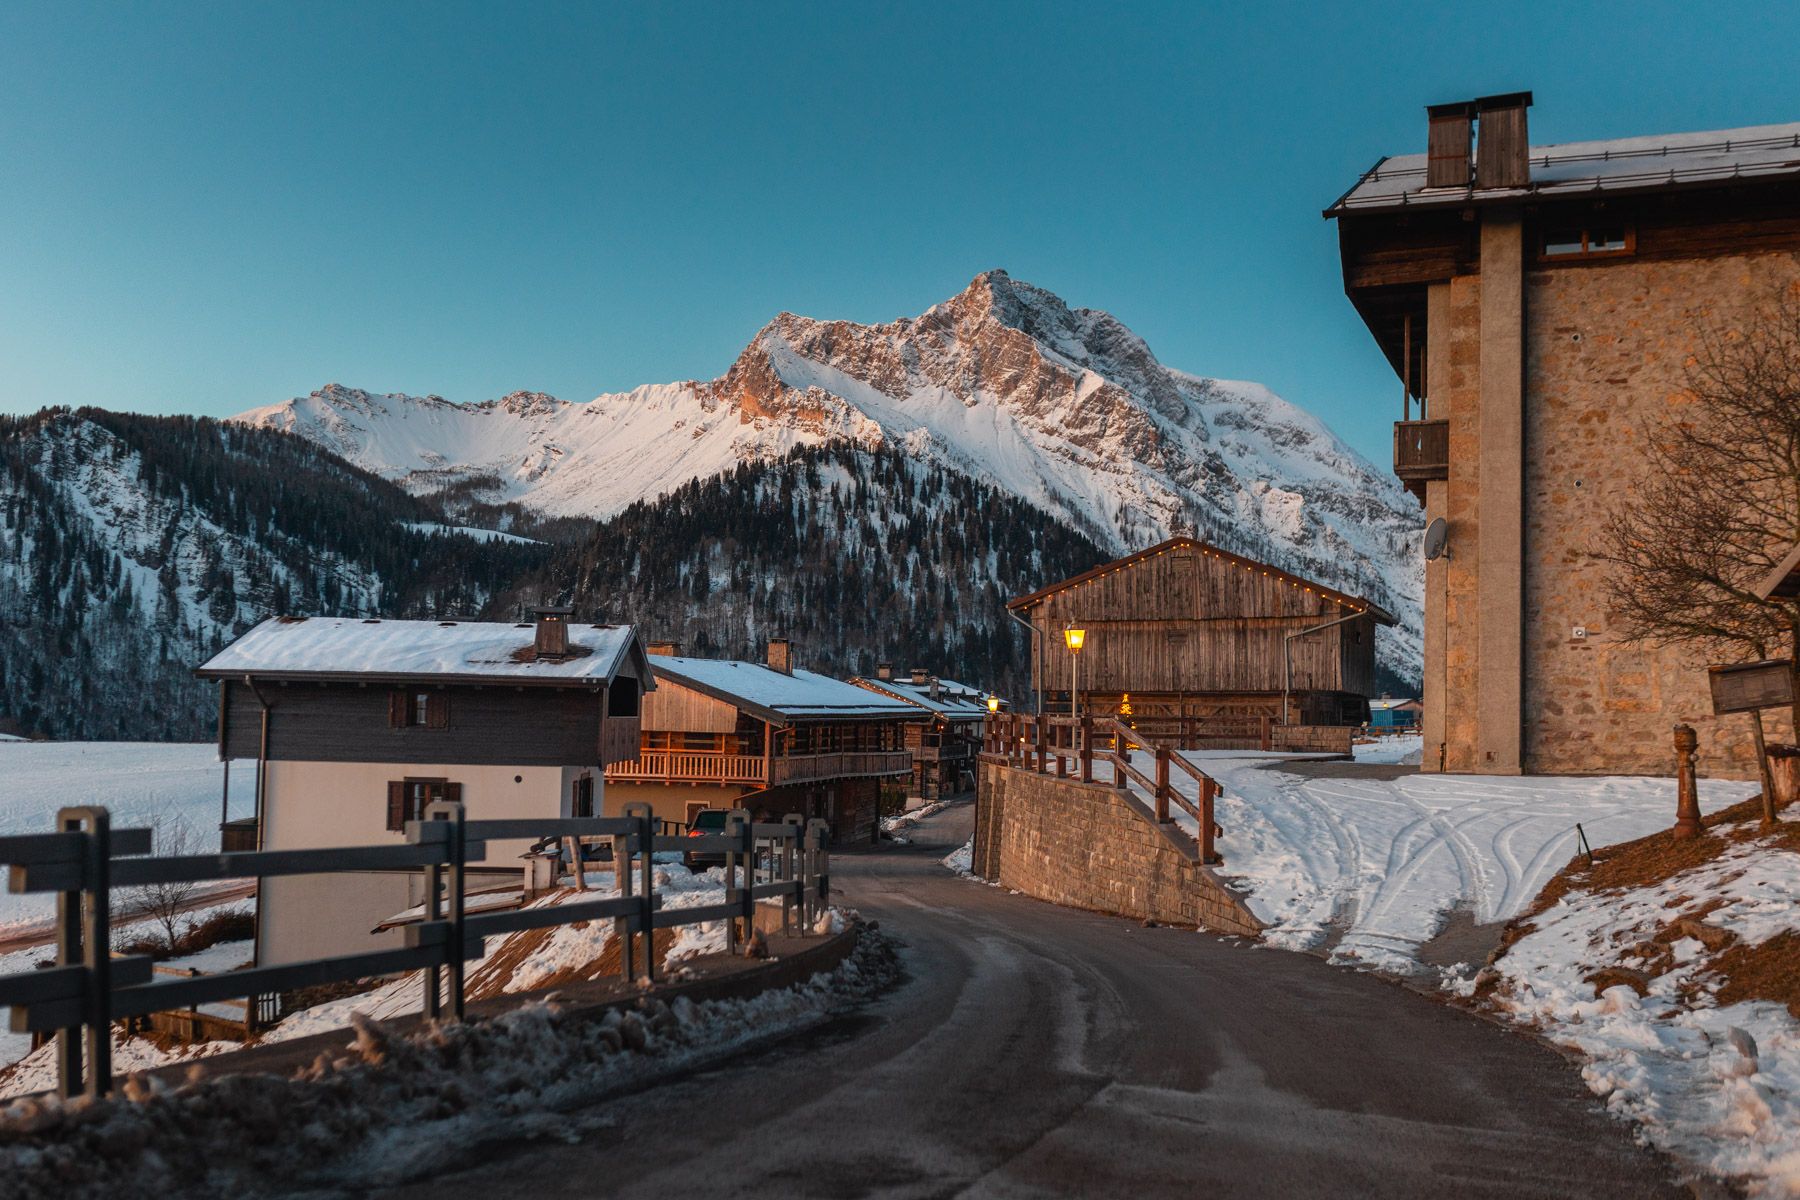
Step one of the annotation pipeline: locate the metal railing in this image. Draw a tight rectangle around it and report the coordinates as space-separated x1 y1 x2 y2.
0 802 830 1100
980 713 1223 863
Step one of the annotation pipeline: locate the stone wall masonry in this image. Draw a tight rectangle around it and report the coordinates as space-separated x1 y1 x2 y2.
1522 252 1800 778
977 760 1262 937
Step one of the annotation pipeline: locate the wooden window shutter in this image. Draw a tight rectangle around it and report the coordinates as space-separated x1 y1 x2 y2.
425 693 449 729
388 691 408 728
443 782 463 808
386 781 406 831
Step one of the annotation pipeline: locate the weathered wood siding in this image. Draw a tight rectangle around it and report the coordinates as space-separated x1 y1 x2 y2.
220 680 609 766
640 679 742 734
1026 545 1375 695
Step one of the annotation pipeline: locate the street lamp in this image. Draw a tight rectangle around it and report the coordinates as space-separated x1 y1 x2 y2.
986 694 1000 714
1063 625 1086 720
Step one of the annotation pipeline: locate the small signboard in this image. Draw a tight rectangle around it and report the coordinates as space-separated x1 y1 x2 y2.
1708 660 1795 715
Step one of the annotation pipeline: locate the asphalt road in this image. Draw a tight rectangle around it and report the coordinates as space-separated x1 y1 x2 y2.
385 802 1693 1199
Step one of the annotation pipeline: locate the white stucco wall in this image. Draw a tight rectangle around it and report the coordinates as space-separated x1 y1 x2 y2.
255 759 604 966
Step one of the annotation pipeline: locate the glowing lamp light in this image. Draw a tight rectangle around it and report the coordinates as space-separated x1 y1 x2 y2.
986 694 1000 714
1063 626 1087 652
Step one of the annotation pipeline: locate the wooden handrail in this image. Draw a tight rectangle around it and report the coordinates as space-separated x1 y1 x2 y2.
981 712 1220 864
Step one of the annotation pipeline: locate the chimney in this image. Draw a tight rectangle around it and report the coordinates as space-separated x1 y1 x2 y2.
767 638 793 675
876 662 893 681
647 639 681 657
531 605 572 661
1473 91 1532 189
1425 101 1473 188
910 667 929 686
929 676 941 700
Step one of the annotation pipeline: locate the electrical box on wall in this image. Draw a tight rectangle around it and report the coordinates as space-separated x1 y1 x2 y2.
1571 626 1588 640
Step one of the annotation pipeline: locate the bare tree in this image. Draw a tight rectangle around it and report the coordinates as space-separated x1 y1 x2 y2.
1598 286 1800 821
132 812 203 952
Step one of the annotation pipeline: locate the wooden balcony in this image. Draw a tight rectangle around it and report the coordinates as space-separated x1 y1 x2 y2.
607 748 912 788
1394 419 1449 500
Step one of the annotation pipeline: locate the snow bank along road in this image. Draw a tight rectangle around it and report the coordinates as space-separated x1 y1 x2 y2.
389 804 1692 1200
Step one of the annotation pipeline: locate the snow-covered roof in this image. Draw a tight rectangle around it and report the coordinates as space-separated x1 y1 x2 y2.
197 617 651 687
1329 121 1800 214
849 675 993 718
648 655 917 724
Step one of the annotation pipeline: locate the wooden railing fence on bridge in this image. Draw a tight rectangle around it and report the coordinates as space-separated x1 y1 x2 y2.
980 712 1224 864
0 802 830 1101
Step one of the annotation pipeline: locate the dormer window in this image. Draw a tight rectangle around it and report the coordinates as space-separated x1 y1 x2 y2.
1540 224 1634 261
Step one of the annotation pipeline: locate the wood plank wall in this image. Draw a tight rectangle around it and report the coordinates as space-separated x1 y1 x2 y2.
220 680 607 766
1026 546 1377 695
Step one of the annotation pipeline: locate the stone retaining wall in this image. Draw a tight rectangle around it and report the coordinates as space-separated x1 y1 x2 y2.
973 760 1262 936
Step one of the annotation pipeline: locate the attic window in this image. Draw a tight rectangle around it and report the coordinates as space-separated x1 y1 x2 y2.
1540 225 1634 261
389 690 449 729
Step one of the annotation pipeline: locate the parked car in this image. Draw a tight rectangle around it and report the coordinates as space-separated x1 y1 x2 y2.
684 809 731 870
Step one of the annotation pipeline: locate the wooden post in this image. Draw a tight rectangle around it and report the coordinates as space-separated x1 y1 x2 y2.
1079 716 1094 783
612 822 635 980
79 809 111 1100
1155 744 1171 823
566 836 588 891
1035 714 1047 774
1672 724 1703 840
1200 778 1217 864
1750 710 1779 826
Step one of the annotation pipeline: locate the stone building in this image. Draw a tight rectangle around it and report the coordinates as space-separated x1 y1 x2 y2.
1327 92 1800 777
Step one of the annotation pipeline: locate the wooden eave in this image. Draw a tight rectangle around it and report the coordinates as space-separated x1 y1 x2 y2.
1005 535 1396 625
1755 540 1800 600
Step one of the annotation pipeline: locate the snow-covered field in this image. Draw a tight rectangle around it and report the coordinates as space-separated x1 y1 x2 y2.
1185 752 1758 972
0 743 252 937
1485 826 1800 1192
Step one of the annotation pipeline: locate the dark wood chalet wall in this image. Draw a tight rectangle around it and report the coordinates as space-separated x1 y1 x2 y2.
220 680 608 766
1027 547 1377 695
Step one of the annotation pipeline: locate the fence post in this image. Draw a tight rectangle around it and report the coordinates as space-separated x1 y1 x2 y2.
53 810 86 1099
1200 778 1218 864
1155 744 1171 823
782 815 803 935
445 804 467 1020
423 841 443 1020
75 808 112 1100
629 803 655 984
613 816 635 982
1079 717 1094 783
733 808 755 945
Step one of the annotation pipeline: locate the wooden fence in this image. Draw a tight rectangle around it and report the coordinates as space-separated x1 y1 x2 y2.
981 713 1224 863
0 802 830 1101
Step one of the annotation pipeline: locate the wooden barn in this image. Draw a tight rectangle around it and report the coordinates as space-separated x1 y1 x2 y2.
1007 536 1393 729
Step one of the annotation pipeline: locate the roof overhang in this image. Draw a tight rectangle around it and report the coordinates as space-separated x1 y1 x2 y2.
1755 540 1800 600
1006 535 1396 626
648 664 911 727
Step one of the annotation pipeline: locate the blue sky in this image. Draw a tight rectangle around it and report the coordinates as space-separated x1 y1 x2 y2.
1 2 1793 463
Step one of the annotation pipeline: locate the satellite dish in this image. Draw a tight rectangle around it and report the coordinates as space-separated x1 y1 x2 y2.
1424 517 1450 562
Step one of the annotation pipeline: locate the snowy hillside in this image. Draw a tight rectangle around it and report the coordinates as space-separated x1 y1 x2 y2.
0 410 552 739
238 272 1424 677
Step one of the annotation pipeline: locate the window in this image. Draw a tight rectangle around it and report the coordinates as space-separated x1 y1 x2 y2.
608 675 640 717
571 774 595 819
386 778 459 831
1539 225 1634 261
388 690 449 729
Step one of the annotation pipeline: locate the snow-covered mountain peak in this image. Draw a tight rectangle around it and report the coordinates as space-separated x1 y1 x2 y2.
234 273 1424 675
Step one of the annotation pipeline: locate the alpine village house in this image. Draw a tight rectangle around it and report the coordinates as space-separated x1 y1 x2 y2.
1327 91 1800 776
1007 536 1394 735
603 640 917 842
196 609 654 966
849 666 994 801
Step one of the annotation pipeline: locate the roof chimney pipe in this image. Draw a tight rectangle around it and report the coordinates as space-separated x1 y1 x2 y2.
767 638 793 675
531 605 573 661
1425 101 1474 189
876 662 893 681
910 667 929 686
647 639 681 657
1474 92 1533 189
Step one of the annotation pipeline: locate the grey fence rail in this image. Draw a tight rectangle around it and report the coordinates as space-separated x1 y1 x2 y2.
0 801 830 1101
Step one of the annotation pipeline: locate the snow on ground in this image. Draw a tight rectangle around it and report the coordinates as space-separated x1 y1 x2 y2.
1353 733 1424 765
0 743 253 937
1130 749 1757 973
400 521 542 545
1484 833 1800 1193
0 927 897 1199
943 838 973 875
